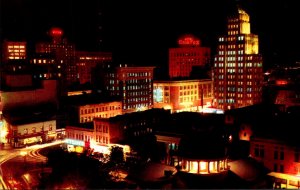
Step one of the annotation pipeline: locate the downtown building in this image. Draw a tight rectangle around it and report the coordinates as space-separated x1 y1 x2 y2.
35 28 76 93
153 79 214 113
97 63 155 113
76 51 112 85
169 34 210 79
213 8 263 110
1 41 27 62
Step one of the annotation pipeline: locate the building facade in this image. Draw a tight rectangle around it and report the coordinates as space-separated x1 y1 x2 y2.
76 51 112 85
4 118 56 148
35 28 76 88
67 94 122 124
2 41 27 62
169 34 210 78
65 125 94 153
1 79 58 111
250 137 300 188
103 65 155 113
153 79 214 113
213 8 263 110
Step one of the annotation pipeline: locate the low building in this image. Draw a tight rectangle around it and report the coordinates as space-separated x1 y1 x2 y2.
66 93 122 124
65 123 94 153
3 104 57 147
153 79 214 113
249 111 300 189
178 131 229 175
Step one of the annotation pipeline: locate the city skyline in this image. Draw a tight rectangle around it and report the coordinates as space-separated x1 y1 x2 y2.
1 0 300 69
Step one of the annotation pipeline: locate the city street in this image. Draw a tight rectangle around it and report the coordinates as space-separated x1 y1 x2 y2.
0 140 65 189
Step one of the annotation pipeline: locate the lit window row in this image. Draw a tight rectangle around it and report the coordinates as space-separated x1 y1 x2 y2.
80 105 121 115
228 24 238 29
126 72 151 77
238 36 244 41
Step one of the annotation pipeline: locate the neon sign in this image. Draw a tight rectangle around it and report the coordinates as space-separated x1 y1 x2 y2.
50 28 63 36
178 36 200 46
66 138 85 146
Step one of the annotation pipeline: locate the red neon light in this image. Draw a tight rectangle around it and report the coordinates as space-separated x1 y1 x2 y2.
178 37 200 46
50 28 63 36
276 80 288 85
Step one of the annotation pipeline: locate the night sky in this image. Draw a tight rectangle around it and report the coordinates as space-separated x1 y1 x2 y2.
1 0 300 70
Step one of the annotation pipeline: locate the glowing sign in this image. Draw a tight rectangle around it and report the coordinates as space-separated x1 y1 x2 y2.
50 28 63 36
276 80 288 85
66 138 85 146
153 87 163 103
178 36 200 46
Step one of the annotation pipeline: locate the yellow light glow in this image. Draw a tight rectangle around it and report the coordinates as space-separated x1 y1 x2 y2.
190 161 198 173
200 161 207 170
75 146 83 153
20 151 27 156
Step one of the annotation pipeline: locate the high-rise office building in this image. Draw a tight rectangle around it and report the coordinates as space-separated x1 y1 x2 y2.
100 64 154 113
169 34 210 79
35 28 76 89
213 8 263 110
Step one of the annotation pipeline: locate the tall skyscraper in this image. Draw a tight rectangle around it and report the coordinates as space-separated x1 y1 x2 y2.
35 28 76 94
169 34 210 79
213 7 263 110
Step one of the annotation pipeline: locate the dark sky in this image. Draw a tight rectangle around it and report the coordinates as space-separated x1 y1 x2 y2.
1 0 300 70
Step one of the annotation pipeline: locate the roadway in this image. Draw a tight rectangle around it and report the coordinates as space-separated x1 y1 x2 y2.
0 140 65 189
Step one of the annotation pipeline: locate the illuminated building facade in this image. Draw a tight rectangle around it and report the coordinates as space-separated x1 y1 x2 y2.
94 109 169 145
2 41 27 62
65 124 131 156
76 51 112 85
30 55 62 80
94 118 120 146
35 28 77 88
103 65 154 113
3 112 56 148
67 94 122 124
213 8 263 110
153 79 214 113
250 137 300 189
178 132 229 175
169 34 210 78
65 125 94 153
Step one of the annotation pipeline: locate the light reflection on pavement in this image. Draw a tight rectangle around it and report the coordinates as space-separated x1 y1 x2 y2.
0 140 65 189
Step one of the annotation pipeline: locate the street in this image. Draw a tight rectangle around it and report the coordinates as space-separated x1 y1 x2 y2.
0 140 65 189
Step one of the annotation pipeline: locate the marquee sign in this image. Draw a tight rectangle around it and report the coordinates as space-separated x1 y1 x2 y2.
178 36 200 46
